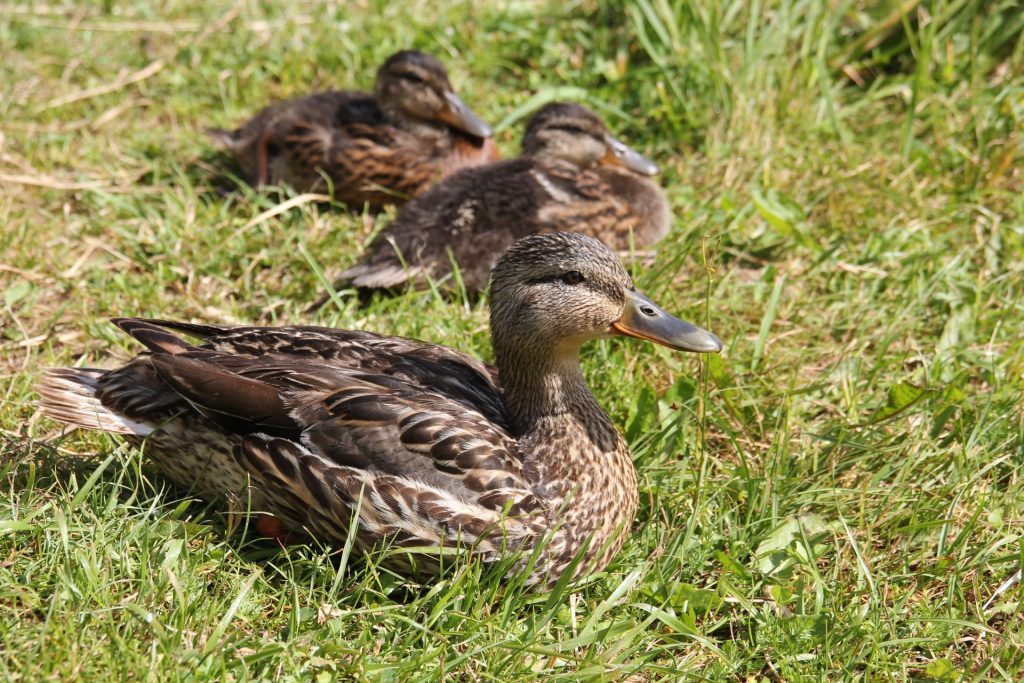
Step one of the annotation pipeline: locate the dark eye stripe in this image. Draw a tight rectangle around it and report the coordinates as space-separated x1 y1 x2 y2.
527 271 586 286
550 124 593 137
399 71 428 84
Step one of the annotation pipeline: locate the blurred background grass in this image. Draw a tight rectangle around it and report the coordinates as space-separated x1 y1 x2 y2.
1 0 1023 680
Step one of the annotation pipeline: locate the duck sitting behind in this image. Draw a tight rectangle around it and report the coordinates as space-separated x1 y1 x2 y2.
208 50 497 207
334 102 669 294
37 233 721 586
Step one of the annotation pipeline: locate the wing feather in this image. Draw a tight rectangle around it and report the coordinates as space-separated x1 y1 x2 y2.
110 319 525 501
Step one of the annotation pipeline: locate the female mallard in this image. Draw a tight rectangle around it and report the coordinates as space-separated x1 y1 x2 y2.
37 233 721 586
208 50 497 207
334 102 669 294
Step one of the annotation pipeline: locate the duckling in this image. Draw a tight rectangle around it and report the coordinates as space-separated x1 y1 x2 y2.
334 101 669 294
208 50 497 207
37 233 721 586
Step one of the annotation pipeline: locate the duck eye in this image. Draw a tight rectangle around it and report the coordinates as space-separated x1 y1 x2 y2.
400 72 427 85
561 270 585 285
554 124 588 136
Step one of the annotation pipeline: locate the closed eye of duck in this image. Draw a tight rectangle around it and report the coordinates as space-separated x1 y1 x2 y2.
332 101 671 296
37 232 722 587
207 50 498 207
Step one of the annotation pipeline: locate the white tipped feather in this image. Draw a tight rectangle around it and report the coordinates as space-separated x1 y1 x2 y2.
343 263 421 289
36 368 154 436
530 169 572 203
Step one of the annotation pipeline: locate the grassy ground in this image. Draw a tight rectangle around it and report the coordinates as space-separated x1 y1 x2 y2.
2 0 1023 679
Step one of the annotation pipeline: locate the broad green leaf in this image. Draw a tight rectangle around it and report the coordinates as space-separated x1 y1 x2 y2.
756 513 832 575
872 381 928 422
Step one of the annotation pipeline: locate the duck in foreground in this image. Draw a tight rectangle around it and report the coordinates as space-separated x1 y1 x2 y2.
208 50 497 207
333 102 669 295
37 233 721 586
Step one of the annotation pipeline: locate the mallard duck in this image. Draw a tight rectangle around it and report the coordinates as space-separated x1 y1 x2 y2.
334 101 669 294
37 233 721 586
208 50 497 207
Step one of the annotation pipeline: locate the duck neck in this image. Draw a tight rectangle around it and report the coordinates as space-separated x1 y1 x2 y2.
495 339 603 434
495 335 630 497
379 103 450 143
495 336 639 582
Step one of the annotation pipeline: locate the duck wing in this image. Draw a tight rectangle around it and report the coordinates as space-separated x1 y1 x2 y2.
263 93 437 203
537 162 669 249
208 90 370 188
532 163 636 246
114 319 526 501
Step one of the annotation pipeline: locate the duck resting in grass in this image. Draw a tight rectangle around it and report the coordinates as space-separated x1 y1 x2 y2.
37 232 721 586
208 50 497 207
330 101 669 296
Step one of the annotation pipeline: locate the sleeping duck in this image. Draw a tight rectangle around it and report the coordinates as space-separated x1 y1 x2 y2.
37 233 721 586
208 50 497 207
332 101 670 294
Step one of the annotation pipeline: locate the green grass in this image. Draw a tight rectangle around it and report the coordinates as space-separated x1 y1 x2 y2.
2 0 1023 679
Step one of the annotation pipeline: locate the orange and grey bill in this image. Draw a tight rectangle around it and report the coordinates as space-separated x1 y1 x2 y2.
600 134 659 176
611 289 722 353
436 92 494 139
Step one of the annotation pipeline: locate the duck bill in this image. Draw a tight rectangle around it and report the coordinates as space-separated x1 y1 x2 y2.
611 290 722 353
601 134 659 175
436 92 494 138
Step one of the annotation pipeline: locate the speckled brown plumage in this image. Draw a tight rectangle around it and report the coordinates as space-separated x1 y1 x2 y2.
335 102 670 294
208 50 498 207
37 233 722 587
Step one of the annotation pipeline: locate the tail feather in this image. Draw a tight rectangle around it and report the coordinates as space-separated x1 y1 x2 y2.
205 127 239 150
307 265 422 312
36 368 153 436
343 263 418 289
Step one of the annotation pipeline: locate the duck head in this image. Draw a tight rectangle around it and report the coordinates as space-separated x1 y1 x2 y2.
375 50 493 139
489 232 722 367
520 102 659 175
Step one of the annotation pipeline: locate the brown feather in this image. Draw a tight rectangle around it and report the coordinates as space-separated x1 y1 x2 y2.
148 355 296 431
112 318 196 356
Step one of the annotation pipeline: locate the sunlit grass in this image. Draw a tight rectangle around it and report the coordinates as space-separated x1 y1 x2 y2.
1 0 1023 679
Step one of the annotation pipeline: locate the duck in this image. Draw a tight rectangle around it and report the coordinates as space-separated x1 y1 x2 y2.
333 101 670 295
207 50 498 207
37 233 721 586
